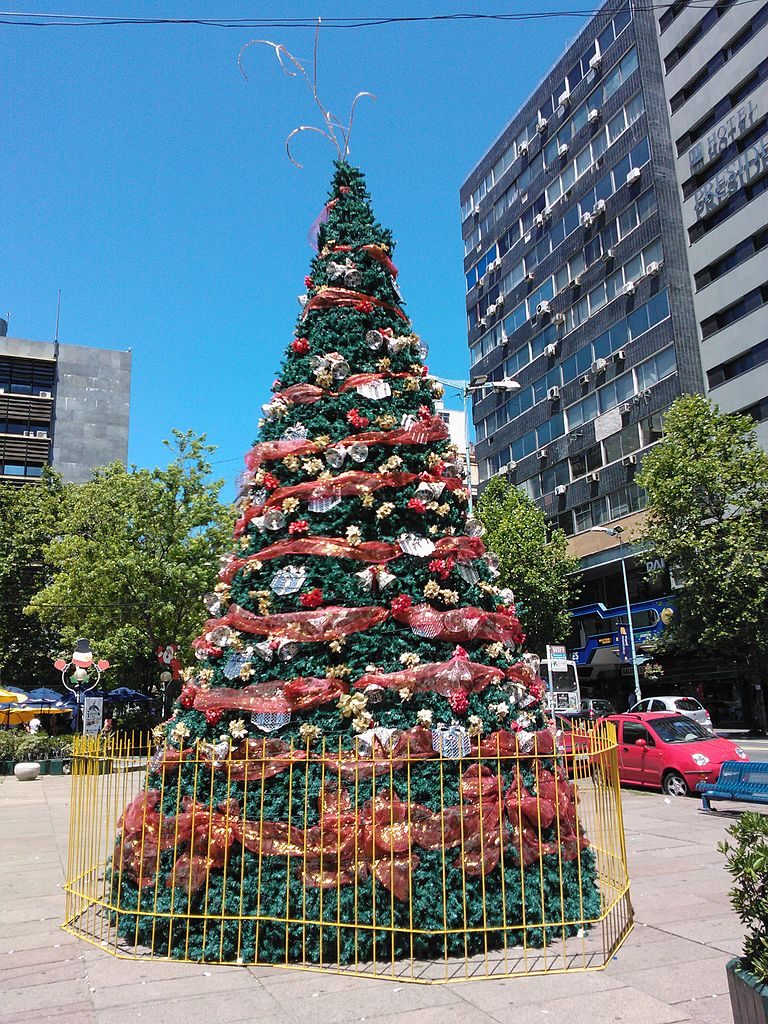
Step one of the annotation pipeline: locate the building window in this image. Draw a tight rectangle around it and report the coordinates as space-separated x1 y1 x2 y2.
689 173 768 243
740 395 768 423
676 57 768 156
669 1 768 114
664 0 737 73
700 283 768 339
694 225 768 290
659 0 691 34
708 338 768 388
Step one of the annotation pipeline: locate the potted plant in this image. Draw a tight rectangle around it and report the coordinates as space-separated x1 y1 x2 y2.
49 737 74 775
720 812 768 1023
0 732 18 775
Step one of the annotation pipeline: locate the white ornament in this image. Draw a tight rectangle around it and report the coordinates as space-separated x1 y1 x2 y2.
355 380 392 400
398 533 436 558
270 565 307 595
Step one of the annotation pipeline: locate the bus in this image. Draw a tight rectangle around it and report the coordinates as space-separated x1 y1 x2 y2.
538 657 581 715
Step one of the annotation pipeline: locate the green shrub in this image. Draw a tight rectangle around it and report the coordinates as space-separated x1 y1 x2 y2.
720 811 768 982
14 734 49 761
0 732 19 760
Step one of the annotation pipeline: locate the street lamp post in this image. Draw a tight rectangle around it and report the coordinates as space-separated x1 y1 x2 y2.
590 525 642 705
428 375 521 513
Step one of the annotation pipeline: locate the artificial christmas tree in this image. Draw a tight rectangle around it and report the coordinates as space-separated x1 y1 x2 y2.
111 162 601 967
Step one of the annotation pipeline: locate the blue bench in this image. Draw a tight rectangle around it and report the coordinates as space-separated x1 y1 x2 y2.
697 761 768 811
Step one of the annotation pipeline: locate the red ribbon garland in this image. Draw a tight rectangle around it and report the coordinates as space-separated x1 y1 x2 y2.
221 535 485 583
116 754 588 899
302 286 409 323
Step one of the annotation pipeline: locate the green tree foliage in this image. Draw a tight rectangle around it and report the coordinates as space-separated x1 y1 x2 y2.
0 470 63 687
637 395 768 726
476 476 579 652
720 812 768 982
27 431 233 691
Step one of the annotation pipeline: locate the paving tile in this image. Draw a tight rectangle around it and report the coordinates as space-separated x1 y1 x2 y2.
365 1002 499 1024
89 965 262 1008
618 956 731 1003
1 979 91 1015
94 989 285 1024
485 985 692 1023
269 978 462 1024
672 994 733 1024
451 967 626 1009
0 1001 97 1024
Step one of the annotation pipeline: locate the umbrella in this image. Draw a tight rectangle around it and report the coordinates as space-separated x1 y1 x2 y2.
28 687 68 706
0 687 28 704
106 687 152 703
3 706 71 727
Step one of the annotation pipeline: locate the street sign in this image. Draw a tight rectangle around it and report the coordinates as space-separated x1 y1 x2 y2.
617 626 631 663
82 696 103 736
546 644 568 673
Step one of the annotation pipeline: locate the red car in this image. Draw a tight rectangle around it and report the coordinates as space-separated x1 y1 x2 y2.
605 712 749 796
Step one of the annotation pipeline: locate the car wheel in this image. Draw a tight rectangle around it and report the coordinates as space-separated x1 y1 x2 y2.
662 771 688 797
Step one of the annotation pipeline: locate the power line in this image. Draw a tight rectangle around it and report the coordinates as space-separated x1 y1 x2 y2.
0 2 763 29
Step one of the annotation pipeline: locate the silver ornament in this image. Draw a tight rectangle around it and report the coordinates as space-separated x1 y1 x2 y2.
355 726 397 755
326 260 346 282
345 269 362 290
223 652 248 680
270 565 307 596
263 509 286 531
251 711 292 733
282 424 309 442
355 380 392 400
208 625 232 647
401 414 418 430
363 683 385 705
498 587 516 605
365 329 384 351
202 592 221 615
278 640 298 661
329 356 350 380
308 489 342 513
348 442 368 463
464 517 486 538
415 481 446 500
251 488 268 507
325 446 347 469
430 725 471 759
398 533 436 558
456 563 480 586
416 340 429 360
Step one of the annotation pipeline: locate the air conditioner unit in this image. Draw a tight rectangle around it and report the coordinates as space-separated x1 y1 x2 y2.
569 275 581 289
558 90 571 107
534 213 545 228
620 401 633 414
581 211 593 228
591 357 608 374
0 387 5 394
542 206 552 220
555 484 568 496
553 312 566 325
558 143 569 158
538 447 549 459
547 386 561 401
588 108 601 125
624 280 636 296
627 166 642 185
593 198 606 215
614 349 627 362
579 373 591 385
478 317 487 328
39 391 52 399
519 140 529 156
36 430 48 438
602 247 616 261
487 302 497 316
22 430 31 436
537 117 549 134
544 342 559 358
646 260 660 276
496 294 504 308
623 454 638 466
589 52 602 71
537 299 551 317
562 186 573 201
525 271 535 282
588 471 601 484
500 332 509 348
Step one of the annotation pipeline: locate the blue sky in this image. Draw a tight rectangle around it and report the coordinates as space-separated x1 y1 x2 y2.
2 2 589 494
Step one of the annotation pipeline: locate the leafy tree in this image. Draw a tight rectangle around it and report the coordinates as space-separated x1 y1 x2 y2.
27 431 234 693
477 476 580 652
637 394 768 731
0 470 63 687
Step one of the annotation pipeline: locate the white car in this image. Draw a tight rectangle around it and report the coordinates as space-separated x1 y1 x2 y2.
629 696 712 731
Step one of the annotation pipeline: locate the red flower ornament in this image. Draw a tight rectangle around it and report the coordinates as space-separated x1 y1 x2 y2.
288 520 309 536
262 472 280 491
204 709 222 726
300 588 324 609
304 276 314 289
390 594 413 614
355 300 374 313
291 337 310 355
179 684 198 709
407 498 427 514
346 408 370 430
448 689 469 714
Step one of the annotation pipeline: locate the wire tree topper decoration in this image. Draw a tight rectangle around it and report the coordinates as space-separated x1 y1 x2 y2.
238 20 375 167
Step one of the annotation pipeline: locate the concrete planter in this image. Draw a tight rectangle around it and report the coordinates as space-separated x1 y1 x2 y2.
14 761 41 782
728 959 768 1024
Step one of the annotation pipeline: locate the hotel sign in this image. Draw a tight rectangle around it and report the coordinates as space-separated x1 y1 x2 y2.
688 101 757 175
693 130 768 220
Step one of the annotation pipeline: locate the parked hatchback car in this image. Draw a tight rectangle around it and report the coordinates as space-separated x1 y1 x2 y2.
605 712 748 796
579 698 617 720
629 695 712 731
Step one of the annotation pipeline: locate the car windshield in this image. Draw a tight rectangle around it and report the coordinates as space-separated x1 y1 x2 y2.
592 701 614 712
650 717 710 743
674 698 702 711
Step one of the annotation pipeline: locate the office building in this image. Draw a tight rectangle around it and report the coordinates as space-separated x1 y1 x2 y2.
654 0 768 447
459 0 703 698
0 320 131 485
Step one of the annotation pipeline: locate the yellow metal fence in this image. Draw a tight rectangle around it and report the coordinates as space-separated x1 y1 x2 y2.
63 721 632 982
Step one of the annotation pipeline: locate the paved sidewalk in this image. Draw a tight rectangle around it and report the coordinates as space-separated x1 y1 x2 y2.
0 775 752 1024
